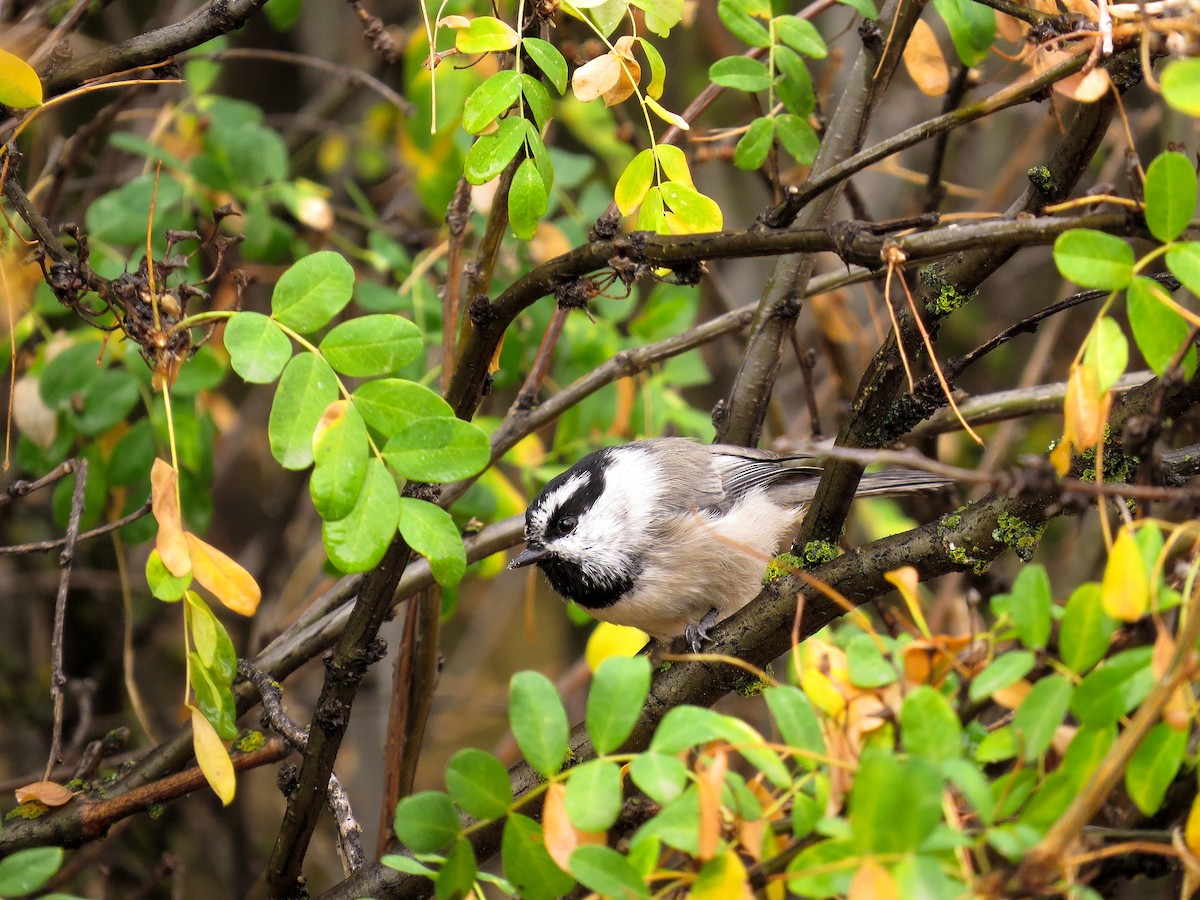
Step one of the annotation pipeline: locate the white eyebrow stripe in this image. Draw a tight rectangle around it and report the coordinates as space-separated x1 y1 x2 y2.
528 470 591 540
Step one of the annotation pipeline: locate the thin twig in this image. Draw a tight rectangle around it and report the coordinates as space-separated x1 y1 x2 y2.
0 498 152 555
44 458 87 781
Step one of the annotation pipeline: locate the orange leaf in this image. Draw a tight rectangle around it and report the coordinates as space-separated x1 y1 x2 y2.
696 748 726 861
1101 527 1148 622
903 19 950 97
1064 363 1104 450
885 566 929 636
992 679 1033 710
14 780 76 806
151 458 191 577
185 533 262 616
542 782 575 871
191 707 235 805
849 860 899 900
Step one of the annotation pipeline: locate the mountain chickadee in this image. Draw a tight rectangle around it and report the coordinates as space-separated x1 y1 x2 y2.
509 437 950 650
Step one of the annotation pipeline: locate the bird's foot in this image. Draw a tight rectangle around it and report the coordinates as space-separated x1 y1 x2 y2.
684 607 721 653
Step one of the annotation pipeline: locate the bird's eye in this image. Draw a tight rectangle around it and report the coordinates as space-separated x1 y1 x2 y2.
557 515 578 535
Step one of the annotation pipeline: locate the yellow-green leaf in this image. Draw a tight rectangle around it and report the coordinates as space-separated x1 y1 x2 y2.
191 707 236 805
0 48 42 108
1101 528 1148 621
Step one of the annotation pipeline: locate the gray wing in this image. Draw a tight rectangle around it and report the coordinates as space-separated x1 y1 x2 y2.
705 442 824 509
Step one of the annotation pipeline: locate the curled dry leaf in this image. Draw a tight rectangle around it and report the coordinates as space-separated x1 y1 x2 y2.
696 748 727 861
571 35 641 106
15 780 77 806
12 376 57 450
903 19 950 97
185 532 262 616
151 458 191 578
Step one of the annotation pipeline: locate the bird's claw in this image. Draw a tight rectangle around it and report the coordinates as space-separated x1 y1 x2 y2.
684 607 721 653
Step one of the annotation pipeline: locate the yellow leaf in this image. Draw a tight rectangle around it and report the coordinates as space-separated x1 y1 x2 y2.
585 621 649 671
186 532 262 616
696 750 726 861
1187 791 1200 856
692 849 752 900
849 860 899 900
1101 527 1148 621
885 565 929 637
1049 438 1072 477
902 19 950 97
191 706 235 805
14 780 76 806
801 667 846 719
151 458 191 578
1064 363 1104 450
0 48 42 108
646 96 689 130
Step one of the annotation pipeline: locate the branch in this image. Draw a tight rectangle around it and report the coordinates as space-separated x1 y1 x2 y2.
41 0 272 96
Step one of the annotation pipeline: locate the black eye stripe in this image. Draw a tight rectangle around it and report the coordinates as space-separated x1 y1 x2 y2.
539 449 610 538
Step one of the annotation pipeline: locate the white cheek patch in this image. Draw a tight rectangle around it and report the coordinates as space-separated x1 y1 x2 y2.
553 448 665 581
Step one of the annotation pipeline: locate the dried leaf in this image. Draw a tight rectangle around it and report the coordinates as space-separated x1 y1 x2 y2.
696 748 726 861
1071 66 1112 102
185 532 262 616
152 458 191 578
12 377 57 450
541 782 575 870
14 780 76 806
885 566 929 636
191 706 235 805
1064 363 1104 450
992 679 1032 710
903 19 950 97
572 53 623 102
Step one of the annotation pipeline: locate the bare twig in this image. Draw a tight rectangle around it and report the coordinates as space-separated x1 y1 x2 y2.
0 498 152 555
44 457 87 781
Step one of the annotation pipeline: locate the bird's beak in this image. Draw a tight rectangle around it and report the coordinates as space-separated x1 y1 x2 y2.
509 544 550 569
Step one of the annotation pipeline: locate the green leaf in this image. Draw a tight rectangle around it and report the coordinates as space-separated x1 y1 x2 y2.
1144 151 1197 242
1059 582 1116 674
587 655 651 755
1019 768 1077 830
455 16 518 54
717 0 771 47
850 749 943 853
523 121 554 189
633 0 684 36
381 855 437 877
322 458 400 572
633 785 701 854
520 74 553 130
73 368 140 437
1009 564 1052 650
775 113 819 164
651 705 724 753
1162 58 1200 116
393 791 459 853
1071 646 1154 725
1012 675 1073 760
185 592 236 683
382 417 490 482
508 157 549 240
773 46 815 119
189 650 237 740
1083 316 1129 393
733 116 775 170
0 847 63 897
436 838 478 900
764 685 824 768
654 144 692 185
901 685 962 762
975 725 1017 763
786 839 856 897
968 650 1035 703
397 497 466 586
569 845 649 900
615 149 656 215
637 36 667 98
660 182 723 232
1126 722 1187 815
509 671 569 777
636 186 666 233
523 38 567 93
837 0 877 17
319 314 422 377
268 352 339 470
1128 275 1197 377
225 311 293 383
502 814 576 900
462 70 522 134
931 0 995 66
629 751 688 805
1166 241 1200 297
445 748 512 820
85 173 185 246
565 758 623 831
352 378 454 434
708 56 772 91
845 633 897 688
985 823 1041 862
774 16 828 57
942 758 994 825
1054 229 1134 291
146 548 192 601
271 250 355 334
310 401 370 521
464 117 525 185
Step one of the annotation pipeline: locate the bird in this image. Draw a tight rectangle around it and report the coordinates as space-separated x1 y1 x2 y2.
508 437 951 651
